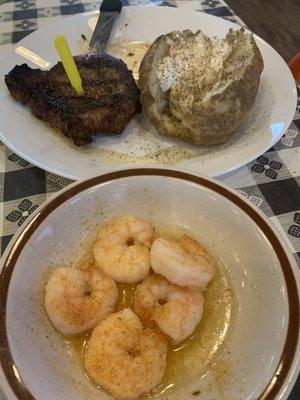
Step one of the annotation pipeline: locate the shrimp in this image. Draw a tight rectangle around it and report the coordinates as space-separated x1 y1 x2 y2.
134 274 203 343
93 216 156 283
84 308 168 400
150 234 215 288
44 267 118 336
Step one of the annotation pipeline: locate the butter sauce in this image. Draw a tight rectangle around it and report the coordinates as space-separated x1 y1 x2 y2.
64 227 233 398
106 41 150 80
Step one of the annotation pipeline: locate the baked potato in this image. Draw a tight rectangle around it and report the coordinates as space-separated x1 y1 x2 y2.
138 29 264 146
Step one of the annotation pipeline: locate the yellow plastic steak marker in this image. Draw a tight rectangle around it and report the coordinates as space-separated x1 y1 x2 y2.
54 35 84 95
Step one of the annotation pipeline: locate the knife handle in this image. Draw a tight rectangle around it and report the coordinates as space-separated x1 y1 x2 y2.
100 0 122 13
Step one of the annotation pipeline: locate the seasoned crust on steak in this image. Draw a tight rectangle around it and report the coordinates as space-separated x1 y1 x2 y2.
5 53 141 146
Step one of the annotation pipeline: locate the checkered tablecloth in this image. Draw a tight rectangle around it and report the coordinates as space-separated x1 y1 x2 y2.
0 1 299 399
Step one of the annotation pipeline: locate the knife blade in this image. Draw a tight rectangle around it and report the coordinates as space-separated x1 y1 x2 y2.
89 0 123 53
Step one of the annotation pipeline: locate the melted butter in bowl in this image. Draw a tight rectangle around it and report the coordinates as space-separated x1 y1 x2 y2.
106 41 151 80
64 226 233 398
64 265 232 398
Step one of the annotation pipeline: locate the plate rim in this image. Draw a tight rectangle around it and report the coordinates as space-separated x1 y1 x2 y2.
0 168 299 400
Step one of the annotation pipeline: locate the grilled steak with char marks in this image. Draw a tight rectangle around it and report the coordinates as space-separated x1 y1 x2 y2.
5 53 141 146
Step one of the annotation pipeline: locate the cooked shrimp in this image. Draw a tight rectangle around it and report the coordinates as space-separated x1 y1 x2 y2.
150 234 215 288
85 308 168 400
44 267 118 336
134 274 203 343
93 216 156 283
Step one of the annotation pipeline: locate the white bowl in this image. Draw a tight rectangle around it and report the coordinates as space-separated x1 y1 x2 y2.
0 169 299 400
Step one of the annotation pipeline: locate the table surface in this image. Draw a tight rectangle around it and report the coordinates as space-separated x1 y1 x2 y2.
225 0 300 62
0 1 299 399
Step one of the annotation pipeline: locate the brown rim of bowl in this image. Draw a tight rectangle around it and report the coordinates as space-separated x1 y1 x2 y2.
0 169 299 400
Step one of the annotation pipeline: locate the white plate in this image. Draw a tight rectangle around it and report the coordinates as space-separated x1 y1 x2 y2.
0 6 297 180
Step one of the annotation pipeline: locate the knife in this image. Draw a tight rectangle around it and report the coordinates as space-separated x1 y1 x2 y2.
89 0 123 53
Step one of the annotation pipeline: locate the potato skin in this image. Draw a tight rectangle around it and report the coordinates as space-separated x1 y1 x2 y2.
138 30 264 146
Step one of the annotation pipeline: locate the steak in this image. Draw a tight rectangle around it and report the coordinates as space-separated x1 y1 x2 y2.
5 53 141 146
